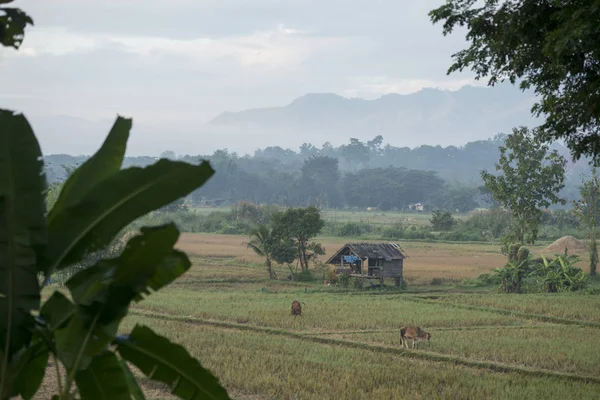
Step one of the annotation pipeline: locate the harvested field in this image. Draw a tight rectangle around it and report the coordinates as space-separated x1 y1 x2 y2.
35 233 600 399
176 233 512 284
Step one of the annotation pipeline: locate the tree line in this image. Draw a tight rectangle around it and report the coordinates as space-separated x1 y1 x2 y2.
44 134 593 212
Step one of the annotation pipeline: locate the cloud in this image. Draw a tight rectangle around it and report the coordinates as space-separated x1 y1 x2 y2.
110 24 344 72
8 23 346 74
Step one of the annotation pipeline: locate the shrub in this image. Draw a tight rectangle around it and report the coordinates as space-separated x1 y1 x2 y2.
337 221 369 237
327 269 338 285
492 257 531 293
534 252 587 292
462 208 513 240
430 210 457 231
338 271 351 288
381 223 405 239
230 201 279 226
352 277 365 289
296 269 316 282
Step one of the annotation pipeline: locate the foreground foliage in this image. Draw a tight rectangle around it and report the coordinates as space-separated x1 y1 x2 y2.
429 0 600 163
0 0 33 49
0 111 231 399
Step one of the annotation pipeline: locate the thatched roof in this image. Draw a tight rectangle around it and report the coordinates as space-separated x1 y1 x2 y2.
326 242 407 264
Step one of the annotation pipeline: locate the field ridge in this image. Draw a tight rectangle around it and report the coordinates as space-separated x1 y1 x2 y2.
129 309 600 385
403 297 600 328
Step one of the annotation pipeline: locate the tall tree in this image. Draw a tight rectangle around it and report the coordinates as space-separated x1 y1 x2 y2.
272 206 325 271
339 138 370 169
573 168 600 276
429 0 600 164
300 155 342 208
481 126 567 244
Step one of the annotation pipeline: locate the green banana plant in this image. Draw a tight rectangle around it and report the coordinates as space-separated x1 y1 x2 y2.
0 109 232 400
492 257 530 293
536 253 587 293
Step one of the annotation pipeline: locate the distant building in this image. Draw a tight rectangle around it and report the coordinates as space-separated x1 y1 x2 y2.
326 242 407 287
408 203 424 212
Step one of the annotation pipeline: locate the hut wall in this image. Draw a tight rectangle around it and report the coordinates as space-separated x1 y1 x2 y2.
382 259 403 278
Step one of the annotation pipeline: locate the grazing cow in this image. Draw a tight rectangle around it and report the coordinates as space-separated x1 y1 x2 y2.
291 300 303 317
400 326 431 349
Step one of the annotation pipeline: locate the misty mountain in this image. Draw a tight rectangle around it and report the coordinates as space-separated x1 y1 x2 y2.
209 84 540 147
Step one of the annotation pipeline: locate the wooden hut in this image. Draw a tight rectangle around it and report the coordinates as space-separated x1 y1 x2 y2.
326 242 407 287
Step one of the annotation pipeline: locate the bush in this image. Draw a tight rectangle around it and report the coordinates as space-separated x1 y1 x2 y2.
352 277 365 289
337 222 370 237
338 272 351 288
218 220 255 235
327 270 338 285
430 277 444 285
534 252 587 292
492 248 587 293
296 269 316 282
403 227 435 240
381 223 405 239
492 258 531 293
437 230 486 242
461 208 513 240
430 210 457 231
230 201 279 226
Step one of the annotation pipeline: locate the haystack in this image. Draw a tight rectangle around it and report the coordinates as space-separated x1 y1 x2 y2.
543 236 587 254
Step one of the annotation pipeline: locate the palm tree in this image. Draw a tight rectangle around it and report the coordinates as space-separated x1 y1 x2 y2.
245 225 277 279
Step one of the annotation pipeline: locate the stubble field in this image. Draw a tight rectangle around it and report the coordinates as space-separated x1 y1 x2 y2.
37 232 600 399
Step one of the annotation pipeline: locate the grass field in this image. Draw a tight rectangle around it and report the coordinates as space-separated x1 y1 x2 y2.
190 206 469 227
36 233 600 399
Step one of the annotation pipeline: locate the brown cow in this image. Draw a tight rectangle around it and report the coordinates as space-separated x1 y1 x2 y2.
400 326 431 349
291 300 303 317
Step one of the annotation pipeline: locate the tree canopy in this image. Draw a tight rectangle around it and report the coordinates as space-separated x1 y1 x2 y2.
0 1 33 49
45 134 593 211
481 126 567 244
271 206 325 271
429 0 600 164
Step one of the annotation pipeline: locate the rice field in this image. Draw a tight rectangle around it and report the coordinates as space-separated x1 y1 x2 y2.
36 233 600 399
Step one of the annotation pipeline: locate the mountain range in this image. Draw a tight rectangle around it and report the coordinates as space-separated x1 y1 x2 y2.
25 83 543 156
209 84 540 147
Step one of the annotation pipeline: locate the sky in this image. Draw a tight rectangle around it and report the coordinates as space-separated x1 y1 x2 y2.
0 0 491 155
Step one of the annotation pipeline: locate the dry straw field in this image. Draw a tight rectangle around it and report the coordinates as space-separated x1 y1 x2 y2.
38 233 600 399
